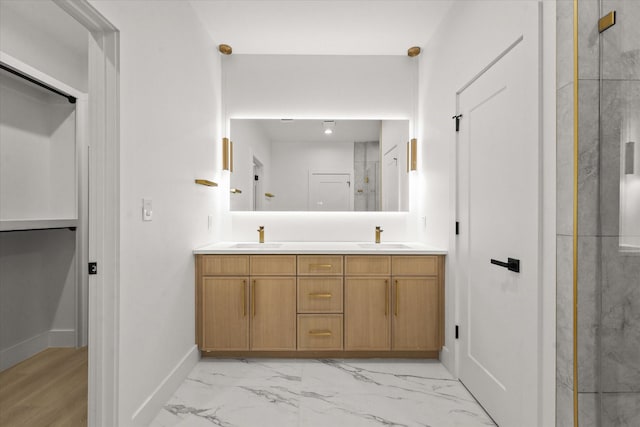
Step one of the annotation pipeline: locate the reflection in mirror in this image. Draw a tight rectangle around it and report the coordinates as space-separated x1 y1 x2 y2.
230 119 410 212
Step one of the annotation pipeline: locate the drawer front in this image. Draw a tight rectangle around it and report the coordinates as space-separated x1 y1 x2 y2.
250 255 296 275
201 255 249 276
392 256 439 276
345 256 391 276
298 255 343 276
297 277 343 313
297 314 343 350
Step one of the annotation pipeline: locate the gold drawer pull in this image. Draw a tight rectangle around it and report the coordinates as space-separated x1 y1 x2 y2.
242 280 247 317
309 263 332 269
308 330 332 336
309 292 332 298
395 279 399 316
385 279 389 316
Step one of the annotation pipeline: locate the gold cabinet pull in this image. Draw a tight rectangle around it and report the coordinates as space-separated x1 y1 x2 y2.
309 263 332 270
308 330 332 336
252 280 256 317
242 280 247 316
395 279 399 316
385 279 389 316
309 292 332 298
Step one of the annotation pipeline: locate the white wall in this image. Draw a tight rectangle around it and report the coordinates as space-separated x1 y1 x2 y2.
229 119 272 211
417 1 556 425
271 141 354 211
226 54 419 240
89 1 224 425
0 1 88 92
0 230 76 370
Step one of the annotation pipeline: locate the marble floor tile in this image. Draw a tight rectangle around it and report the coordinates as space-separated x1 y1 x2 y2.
150 359 495 427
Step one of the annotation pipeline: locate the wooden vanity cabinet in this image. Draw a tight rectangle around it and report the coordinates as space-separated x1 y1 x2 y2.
250 256 297 350
197 255 250 351
392 256 444 351
196 253 444 356
344 256 391 351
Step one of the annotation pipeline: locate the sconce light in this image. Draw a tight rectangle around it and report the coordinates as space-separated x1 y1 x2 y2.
323 120 335 135
626 141 636 175
222 138 234 171
407 138 417 171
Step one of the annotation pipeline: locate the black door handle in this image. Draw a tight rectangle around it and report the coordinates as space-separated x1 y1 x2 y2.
490 258 520 273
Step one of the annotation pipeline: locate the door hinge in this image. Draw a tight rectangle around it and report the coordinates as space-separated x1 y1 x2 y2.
455 221 460 235
455 325 459 339
88 262 97 275
452 114 463 132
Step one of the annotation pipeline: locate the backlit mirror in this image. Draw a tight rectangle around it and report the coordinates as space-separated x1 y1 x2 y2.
229 119 410 211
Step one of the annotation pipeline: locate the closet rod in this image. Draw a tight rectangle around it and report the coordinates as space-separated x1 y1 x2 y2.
0 63 76 104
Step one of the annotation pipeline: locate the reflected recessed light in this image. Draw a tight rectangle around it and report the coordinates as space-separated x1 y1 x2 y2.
323 120 335 135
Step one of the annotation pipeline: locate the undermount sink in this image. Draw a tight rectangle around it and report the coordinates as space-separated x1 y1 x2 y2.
232 243 283 249
358 243 411 249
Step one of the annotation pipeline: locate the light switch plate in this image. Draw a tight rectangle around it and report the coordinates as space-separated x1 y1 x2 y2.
142 198 152 221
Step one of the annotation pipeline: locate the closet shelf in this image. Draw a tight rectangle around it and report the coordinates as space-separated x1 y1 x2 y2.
0 219 78 232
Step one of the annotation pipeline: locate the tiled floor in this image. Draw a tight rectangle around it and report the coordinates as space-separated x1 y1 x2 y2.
150 359 495 427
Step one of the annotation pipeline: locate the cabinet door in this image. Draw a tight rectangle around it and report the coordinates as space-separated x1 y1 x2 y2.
392 277 439 350
251 277 296 350
344 277 390 350
202 277 249 350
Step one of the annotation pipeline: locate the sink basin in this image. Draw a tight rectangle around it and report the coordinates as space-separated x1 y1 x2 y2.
232 243 283 249
358 243 411 249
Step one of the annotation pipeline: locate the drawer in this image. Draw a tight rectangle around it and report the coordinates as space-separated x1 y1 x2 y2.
345 256 391 276
250 255 296 275
201 255 249 276
298 255 343 275
392 256 439 276
298 277 343 313
297 314 343 350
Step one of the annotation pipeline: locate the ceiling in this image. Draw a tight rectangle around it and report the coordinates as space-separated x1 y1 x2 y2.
234 119 388 142
189 0 454 55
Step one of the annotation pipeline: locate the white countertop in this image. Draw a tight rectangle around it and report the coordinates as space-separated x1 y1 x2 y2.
194 241 447 255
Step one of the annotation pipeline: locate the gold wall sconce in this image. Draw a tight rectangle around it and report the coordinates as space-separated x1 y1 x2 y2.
407 138 417 171
222 138 234 171
195 179 218 187
218 44 232 55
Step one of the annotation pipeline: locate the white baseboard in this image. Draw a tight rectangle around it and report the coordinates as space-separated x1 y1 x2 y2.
131 345 200 425
0 329 77 372
0 331 49 371
440 345 455 378
49 329 77 347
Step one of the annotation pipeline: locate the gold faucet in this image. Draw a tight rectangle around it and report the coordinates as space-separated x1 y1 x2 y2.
257 226 265 243
375 226 383 244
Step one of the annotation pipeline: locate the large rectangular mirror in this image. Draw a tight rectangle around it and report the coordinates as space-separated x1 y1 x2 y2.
229 119 410 211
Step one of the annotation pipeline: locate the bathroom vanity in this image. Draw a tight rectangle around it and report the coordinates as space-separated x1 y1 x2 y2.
194 243 446 359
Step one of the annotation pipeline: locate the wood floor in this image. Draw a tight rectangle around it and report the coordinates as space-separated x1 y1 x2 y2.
0 347 87 427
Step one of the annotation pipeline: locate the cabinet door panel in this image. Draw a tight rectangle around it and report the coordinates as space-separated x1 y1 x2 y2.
202 277 249 350
344 277 390 350
392 277 439 350
251 277 297 350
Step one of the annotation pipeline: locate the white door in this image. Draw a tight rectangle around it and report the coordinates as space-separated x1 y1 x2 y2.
383 146 399 211
308 172 351 211
457 30 540 427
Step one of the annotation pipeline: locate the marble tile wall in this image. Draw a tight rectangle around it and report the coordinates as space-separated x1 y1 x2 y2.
557 0 640 425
